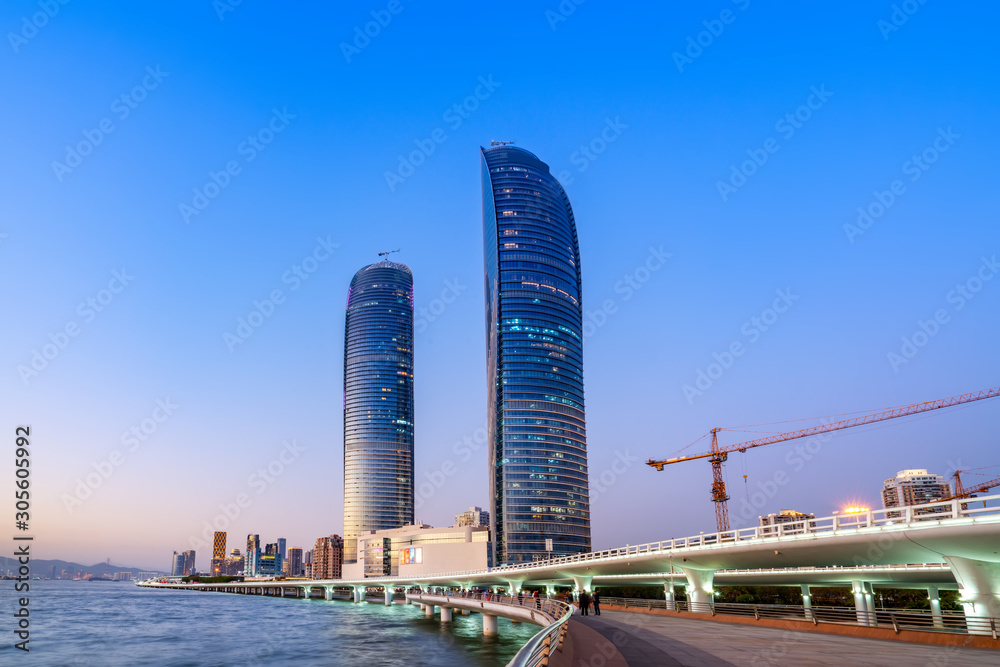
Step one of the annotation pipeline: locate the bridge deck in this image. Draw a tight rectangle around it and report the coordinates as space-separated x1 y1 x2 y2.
576 610 999 666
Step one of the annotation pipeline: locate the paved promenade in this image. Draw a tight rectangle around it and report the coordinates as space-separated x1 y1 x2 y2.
572 610 999 666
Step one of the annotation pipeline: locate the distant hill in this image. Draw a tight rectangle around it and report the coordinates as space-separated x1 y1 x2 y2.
0 557 165 578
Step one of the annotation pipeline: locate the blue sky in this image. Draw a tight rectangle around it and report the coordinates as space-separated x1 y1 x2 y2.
1 1 997 570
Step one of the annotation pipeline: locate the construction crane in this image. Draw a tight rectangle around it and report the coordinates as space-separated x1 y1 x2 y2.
945 467 1000 501
647 385 1000 533
378 249 400 260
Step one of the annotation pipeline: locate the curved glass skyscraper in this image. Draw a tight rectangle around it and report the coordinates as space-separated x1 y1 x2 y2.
481 144 591 565
343 260 414 562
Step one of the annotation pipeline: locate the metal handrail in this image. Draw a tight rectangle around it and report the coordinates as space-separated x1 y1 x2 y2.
598 597 999 638
502 598 574 667
406 591 574 667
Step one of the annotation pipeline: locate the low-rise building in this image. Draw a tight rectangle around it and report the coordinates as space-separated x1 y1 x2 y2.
882 469 952 517
759 510 816 535
312 535 344 579
223 549 244 576
287 547 304 577
257 543 283 578
342 523 490 579
455 506 490 528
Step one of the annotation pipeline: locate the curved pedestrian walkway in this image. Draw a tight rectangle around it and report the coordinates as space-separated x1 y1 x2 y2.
571 610 999 666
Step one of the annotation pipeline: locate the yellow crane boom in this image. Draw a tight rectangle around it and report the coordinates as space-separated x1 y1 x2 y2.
648 385 1000 533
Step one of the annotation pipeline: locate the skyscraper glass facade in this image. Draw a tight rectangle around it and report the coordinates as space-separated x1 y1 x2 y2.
343 260 415 562
244 534 260 577
481 144 591 565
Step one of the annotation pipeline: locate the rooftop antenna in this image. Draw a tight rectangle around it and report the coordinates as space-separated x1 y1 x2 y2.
378 249 400 261
490 140 516 146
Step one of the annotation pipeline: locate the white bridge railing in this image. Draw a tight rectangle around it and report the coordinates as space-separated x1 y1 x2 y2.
600 597 999 639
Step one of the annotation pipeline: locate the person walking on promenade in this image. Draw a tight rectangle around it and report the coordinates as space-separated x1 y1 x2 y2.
580 591 591 616
592 591 601 616
518 590 523 606
533 590 540 609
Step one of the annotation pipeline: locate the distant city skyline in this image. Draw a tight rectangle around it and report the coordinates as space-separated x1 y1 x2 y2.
3 3 997 570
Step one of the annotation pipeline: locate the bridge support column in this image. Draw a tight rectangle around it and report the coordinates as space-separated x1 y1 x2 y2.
571 576 593 594
927 587 944 629
507 580 522 596
680 568 715 613
353 586 366 603
440 607 453 622
425 604 435 618
324 587 333 601
865 583 877 626
545 584 557 599
800 585 813 621
384 586 393 606
945 556 1000 634
664 583 676 611
482 613 498 636
851 581 875 626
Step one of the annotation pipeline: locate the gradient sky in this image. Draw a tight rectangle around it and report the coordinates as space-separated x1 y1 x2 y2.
1 1 997 571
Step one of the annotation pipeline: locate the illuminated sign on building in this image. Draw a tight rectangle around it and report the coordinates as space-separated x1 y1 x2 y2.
399 547 423 565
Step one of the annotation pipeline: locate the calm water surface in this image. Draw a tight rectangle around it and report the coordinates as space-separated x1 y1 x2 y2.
2 581 537 666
